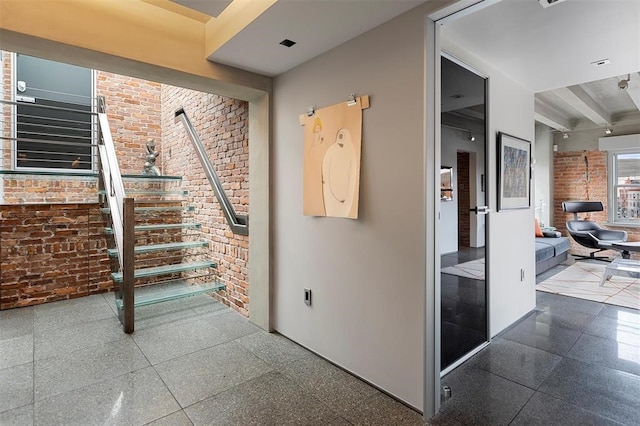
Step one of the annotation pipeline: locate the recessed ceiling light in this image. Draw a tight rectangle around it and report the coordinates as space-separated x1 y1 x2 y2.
279 39 296 48
591 59 611 68
538 0 567 8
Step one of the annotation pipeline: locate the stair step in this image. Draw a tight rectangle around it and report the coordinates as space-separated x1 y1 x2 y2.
104 223 201 234
101 205 195 214
121 174 182 181
106 241 209 257
111 260 217 282
127 189 189 196
114 280 225 308
98 189 188 196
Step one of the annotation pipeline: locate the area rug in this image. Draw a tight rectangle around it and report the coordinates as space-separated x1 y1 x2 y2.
537 261 640 310
442 258 485 280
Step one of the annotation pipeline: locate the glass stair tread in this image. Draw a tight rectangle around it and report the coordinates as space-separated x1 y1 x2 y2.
122 174 182 181
114 280 225 308
106 241 208 257
126 189 188 196
104 223 201 233
101 206 195 213
134 199 187 205
98 189 188 196
111 260 217 282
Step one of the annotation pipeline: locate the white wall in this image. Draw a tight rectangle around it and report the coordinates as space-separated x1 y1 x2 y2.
441 41 536 336
534 123 553 227
440 126 486 253
273 4 443 410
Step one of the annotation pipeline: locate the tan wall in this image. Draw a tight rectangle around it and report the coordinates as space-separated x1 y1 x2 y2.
0 0 271 100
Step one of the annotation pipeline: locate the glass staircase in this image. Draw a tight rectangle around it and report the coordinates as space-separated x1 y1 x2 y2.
100 174 225 329
95 101 245 333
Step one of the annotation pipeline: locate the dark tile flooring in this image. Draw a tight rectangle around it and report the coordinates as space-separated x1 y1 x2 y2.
436 258 640 425
441 247 486 370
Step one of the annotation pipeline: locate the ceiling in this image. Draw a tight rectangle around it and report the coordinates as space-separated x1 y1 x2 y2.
142 0 640 134
441 0 640 134
147 0 427 77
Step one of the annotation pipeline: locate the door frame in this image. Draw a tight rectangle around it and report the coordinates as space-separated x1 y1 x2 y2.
425 0 498 416
439 52 490 378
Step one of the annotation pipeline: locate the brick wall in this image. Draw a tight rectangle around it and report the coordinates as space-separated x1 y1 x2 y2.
0 204 111 309
457 152 470 247
554 150 640 259
96 71 162 175
161 87 250 316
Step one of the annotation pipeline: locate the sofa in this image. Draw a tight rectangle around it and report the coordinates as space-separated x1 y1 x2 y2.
535 233 570 275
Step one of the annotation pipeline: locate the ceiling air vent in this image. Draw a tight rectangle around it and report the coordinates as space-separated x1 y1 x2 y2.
538 0 567 8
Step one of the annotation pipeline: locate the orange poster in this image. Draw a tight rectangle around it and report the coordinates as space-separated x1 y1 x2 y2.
302 97 367 219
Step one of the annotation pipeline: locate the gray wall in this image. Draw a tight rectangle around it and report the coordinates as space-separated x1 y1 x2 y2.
273 1 538 410
273 4 438 409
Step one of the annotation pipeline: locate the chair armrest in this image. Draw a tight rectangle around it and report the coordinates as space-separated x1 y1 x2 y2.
596 229 628 242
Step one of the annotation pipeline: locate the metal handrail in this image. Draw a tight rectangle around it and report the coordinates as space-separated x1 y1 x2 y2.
97 115 126 269
174 108 249 236
96 96 135 332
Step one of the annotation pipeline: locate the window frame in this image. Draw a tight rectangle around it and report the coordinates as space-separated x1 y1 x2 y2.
11 52 97 174
608 149 640 226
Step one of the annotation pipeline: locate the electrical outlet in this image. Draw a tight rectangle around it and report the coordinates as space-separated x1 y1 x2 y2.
304 288 312 306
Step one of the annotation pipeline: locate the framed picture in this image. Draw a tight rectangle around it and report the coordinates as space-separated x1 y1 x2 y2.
497 132 531 211
440 166 453 201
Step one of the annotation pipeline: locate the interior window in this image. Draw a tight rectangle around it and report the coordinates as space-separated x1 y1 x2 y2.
14 54 94 172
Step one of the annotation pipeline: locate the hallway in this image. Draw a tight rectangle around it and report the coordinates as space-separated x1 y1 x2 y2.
2 284 639 424
0 294 422 425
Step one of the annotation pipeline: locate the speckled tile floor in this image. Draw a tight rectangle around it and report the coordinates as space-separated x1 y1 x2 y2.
2 265 639 425
0 293 423 425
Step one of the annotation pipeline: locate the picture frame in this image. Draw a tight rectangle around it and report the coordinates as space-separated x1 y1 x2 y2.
497 132 531 211
440 166 453 202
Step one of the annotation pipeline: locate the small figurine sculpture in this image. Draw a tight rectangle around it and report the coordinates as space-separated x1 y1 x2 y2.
142 138 161 176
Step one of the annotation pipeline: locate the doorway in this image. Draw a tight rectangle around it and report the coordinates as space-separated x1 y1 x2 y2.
440 55 488 372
